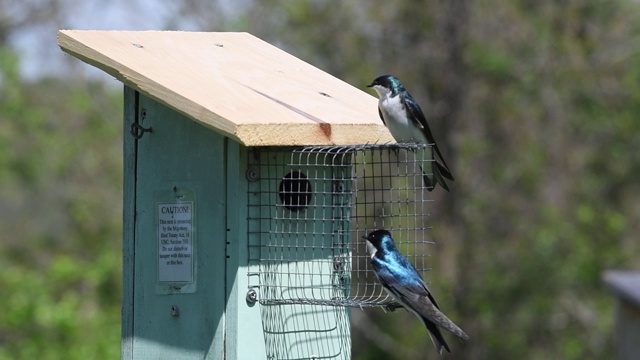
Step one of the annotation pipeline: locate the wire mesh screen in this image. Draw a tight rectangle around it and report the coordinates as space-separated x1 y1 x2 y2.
247 144 434 308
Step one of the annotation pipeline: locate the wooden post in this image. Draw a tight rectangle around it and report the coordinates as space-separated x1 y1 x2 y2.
603 270 640 360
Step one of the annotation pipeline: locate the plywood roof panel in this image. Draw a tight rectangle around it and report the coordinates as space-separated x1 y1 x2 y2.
58 30 393 146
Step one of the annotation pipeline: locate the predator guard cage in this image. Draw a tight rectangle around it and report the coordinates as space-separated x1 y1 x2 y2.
246 143 436 309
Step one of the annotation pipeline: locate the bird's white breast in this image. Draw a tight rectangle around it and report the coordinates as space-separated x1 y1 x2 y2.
379 94 426 143
365 240 377 259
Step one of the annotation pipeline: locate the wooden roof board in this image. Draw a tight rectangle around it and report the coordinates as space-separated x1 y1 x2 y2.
57 30 394 146
603 271 640 309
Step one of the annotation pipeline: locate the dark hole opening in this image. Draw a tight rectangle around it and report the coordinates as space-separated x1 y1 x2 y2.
279 171 312 212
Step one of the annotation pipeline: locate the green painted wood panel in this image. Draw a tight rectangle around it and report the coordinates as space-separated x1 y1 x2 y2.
122 86 137 359
224 143 269 360
123 90 226 359
122 88 350 359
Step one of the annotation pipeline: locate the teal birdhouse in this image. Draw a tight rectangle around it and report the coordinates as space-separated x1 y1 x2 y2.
59 30 437 360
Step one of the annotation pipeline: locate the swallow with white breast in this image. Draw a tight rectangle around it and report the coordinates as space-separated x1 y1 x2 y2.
368 75 454 191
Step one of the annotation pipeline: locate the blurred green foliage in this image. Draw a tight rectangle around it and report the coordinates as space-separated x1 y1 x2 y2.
0 44 122 359
1 0 640 359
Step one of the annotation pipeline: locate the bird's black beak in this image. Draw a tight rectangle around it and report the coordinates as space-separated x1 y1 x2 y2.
362 235 369 240
366 83 374 88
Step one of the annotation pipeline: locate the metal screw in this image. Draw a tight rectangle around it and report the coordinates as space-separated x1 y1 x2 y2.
171 305 180 317
173 186 184 199
334 180 345 193
246 289 258 304
246 166 259 182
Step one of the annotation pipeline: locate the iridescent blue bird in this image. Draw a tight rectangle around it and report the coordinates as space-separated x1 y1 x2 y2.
368 75 454 191
364 229 468 354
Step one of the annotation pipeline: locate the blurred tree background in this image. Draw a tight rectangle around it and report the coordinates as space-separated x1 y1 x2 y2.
1 0 640 359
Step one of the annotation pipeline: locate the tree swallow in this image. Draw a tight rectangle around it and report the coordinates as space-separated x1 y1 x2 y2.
367 75 454 191
363 229 468 354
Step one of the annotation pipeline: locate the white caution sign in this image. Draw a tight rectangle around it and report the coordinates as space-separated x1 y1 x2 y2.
157 202 194 283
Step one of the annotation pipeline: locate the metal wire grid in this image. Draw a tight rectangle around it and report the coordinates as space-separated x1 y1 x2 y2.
247 144 434 308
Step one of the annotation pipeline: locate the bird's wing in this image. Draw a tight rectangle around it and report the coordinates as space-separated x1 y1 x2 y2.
402 93 454 181
419 164 437 190
377 107 387 126
433 164 451 191
395 281 468 340
375 261 468 340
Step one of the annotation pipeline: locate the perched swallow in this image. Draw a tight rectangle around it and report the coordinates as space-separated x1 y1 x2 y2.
367 75 454 191
363 229 468 354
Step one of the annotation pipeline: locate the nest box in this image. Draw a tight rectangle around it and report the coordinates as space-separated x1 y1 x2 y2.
58 30 437 360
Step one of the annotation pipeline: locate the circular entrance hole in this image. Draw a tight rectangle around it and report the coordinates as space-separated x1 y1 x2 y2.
279 171 312 212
